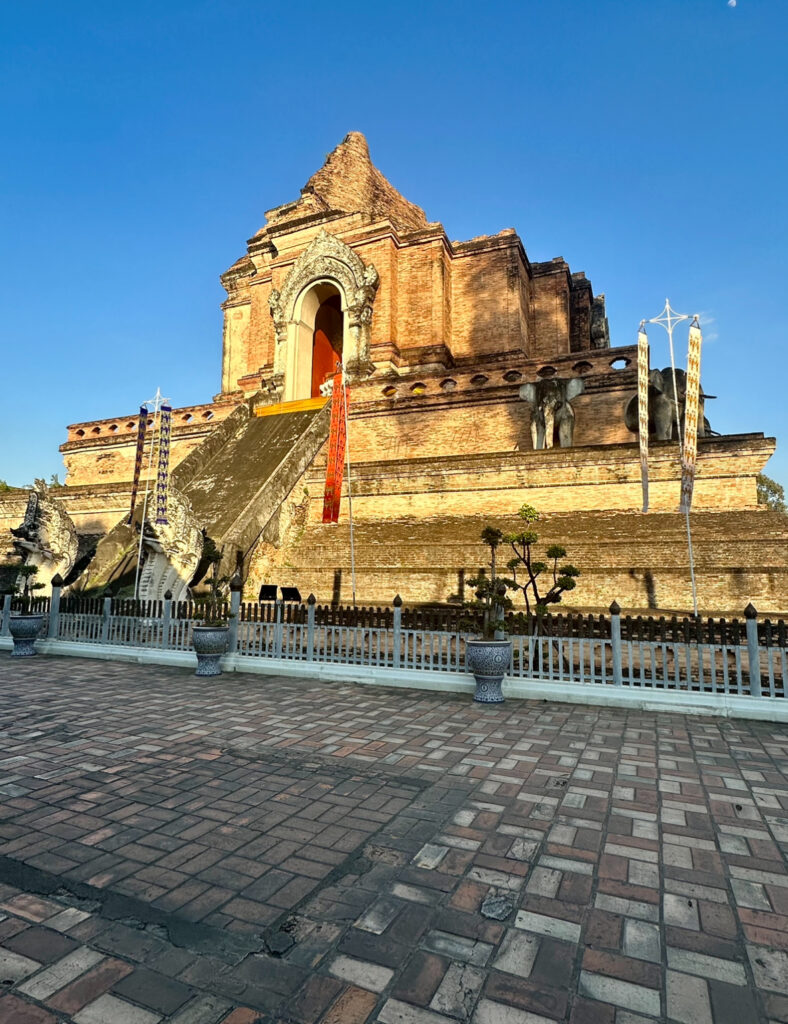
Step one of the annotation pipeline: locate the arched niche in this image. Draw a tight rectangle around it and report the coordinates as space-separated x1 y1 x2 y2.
269 229 379 399
286 281 345 401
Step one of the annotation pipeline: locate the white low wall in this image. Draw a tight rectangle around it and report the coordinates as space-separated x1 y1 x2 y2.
1 636 786 723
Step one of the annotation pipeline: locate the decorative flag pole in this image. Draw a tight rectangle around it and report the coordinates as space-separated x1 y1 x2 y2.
648 300 691 452
133 387 171 602
128 406 149 525
644 300 701 617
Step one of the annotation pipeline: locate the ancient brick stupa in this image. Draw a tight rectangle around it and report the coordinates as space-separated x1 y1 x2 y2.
2 132 785 613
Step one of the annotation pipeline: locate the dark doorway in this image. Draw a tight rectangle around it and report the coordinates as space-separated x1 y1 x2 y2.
311 293 343 398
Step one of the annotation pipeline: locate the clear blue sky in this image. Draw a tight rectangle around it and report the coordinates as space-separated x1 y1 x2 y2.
1 0 785 489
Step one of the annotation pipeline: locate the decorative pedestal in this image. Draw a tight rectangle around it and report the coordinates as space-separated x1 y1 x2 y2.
8 614 46 657
192 626 229 677
466 639 512 704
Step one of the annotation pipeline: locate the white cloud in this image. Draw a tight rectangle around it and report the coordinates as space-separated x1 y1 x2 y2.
696 311 718 343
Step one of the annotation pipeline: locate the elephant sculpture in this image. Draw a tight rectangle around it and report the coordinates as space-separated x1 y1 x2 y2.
519 377 585 449
624 367 712 442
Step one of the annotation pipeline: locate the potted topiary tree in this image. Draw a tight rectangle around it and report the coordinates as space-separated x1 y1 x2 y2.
500 504 581 672
465 508 582 698
501 504 580 615
5 563 47 657
464 527 513 703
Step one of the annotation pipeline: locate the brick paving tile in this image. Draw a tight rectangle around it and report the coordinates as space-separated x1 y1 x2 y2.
392 950 449 1006
0 993 60 1023
319 984 378 1024
283 973 343 1023
3 924 79 964
112 966 193 1014
17 946 104 1000
72 991 163 1023
167 994 233 1023
48 956 134 1013
567 996 615 1024
0 894 60 922
485 969 569 1020
328 953 394 992
472 998 556 1022
220 1009 265 1023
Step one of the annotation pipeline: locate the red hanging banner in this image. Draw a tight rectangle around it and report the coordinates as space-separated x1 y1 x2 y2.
322 366 348 523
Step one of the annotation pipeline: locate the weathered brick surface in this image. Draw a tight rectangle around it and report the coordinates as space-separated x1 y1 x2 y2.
248 499 788 615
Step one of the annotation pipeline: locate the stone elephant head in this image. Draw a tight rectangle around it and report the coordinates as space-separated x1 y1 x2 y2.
519 377 585 450
624 367 711 442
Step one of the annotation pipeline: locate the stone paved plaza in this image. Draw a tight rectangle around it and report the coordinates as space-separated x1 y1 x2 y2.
1 657 788 1022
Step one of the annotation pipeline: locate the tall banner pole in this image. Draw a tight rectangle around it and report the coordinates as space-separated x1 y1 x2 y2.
132 388 170 602
637 324 650 514
127 406 149 523
341 368 357 608
646 301 700 617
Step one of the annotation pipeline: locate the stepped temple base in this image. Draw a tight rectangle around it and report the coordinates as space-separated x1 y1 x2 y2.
246 436 787 616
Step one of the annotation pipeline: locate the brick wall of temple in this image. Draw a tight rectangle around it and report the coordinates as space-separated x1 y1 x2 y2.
450 236 527 361
60 401 238 488
343 389 634 464
244 435 784 617
219 217 595 391
246 505 788 617
307 436 768 520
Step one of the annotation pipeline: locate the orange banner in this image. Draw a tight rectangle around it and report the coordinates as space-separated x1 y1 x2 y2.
322 367 348 523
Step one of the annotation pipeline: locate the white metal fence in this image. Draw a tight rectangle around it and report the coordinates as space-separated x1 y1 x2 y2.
1 588 785 702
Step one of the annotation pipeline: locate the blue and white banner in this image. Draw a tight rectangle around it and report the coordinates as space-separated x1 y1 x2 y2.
155 405 172 524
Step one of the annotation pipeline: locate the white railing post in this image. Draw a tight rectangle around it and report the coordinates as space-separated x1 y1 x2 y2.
1 593 11 637
228 574 242 654
47 574 63 639
393 594 402 669
161 590 172 650
100 596 112 645
274 599 283 658
610 601 623 687
745 603 761 698
307 594 316 661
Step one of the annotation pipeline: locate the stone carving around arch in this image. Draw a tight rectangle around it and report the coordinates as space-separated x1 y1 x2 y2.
268 229 379 384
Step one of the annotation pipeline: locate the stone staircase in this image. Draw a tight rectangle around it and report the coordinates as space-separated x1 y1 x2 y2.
175 403 330 574
75 402 332 596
